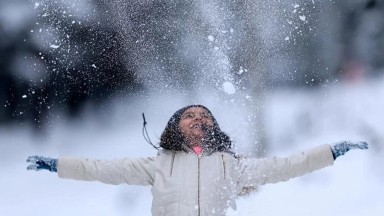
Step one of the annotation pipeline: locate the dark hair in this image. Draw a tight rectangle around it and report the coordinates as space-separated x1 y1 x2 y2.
160 105 232 153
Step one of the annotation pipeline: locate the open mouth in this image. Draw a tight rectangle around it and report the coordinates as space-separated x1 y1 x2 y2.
190 124 202 129
190 124 212 132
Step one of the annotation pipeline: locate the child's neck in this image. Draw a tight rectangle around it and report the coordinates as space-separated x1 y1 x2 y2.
192 145 203 155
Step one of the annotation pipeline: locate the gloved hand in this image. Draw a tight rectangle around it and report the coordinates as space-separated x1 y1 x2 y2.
331 141 368 160
26 156 58 172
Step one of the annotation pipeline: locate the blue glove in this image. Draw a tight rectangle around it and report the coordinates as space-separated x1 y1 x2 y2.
26 156 58 172
331 141 368 160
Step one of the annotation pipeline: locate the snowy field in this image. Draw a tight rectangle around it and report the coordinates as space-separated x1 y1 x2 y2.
1 77 383 216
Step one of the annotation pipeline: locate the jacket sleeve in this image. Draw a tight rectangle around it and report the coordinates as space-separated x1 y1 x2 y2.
57 157 156 185
237 144 334 189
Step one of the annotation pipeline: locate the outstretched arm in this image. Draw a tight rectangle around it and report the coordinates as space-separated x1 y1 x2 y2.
237 141 368 189
237 144 334 187
27 155 156 186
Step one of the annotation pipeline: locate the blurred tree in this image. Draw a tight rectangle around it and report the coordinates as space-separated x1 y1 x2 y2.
365 0 377 9
332 0 384 81
0 0 140 127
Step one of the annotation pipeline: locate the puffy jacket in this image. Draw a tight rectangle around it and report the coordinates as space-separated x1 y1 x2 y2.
57 144 334 216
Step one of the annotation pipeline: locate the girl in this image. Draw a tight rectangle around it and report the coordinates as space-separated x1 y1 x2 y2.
27 104 368 216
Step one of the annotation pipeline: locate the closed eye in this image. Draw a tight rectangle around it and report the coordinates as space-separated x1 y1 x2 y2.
201 113 211 118
182 112 195 119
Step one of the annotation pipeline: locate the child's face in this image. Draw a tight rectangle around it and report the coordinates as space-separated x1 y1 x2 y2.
178 107 214 145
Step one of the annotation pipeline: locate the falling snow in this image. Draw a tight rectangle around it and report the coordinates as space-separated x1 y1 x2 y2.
49 44 60 49
222 81 236 95
2 0 383 214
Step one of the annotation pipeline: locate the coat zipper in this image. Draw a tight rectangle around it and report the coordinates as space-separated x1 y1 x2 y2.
197 156 201 216
221 154 226 179
170 151 176 177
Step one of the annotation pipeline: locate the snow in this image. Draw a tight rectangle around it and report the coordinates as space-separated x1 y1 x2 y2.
222 81 236 95
1 77 383 216
49 44 60 49
237 67 245 75
208 35 215 42
1 1 384 214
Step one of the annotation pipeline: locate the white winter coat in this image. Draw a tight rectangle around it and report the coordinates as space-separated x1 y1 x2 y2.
57 144 334 216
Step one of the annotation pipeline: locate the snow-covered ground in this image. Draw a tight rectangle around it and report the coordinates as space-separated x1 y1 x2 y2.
1 77 383 216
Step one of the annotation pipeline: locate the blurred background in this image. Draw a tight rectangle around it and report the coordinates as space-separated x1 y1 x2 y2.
1 0 383 215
